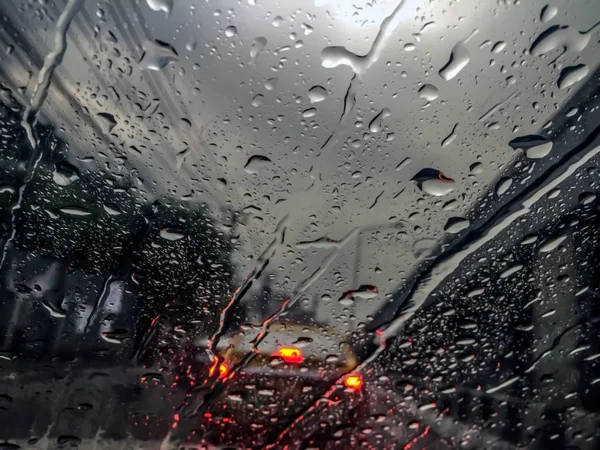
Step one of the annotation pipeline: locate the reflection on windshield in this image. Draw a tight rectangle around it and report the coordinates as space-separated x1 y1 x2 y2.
0 0 599 448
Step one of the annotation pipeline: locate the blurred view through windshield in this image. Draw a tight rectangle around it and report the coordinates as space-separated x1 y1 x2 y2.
0 0 600 448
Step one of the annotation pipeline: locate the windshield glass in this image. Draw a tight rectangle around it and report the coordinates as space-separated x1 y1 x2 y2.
0 0 599 448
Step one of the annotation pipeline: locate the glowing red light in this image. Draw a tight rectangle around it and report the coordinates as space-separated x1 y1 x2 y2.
218 362 229 378
344 374 363 390
437 172 454 182
272 347 303 364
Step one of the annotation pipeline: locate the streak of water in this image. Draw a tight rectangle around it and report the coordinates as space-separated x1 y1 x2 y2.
206 214 288 353
0 0 84 271
320 0 407 78
381 143 600 343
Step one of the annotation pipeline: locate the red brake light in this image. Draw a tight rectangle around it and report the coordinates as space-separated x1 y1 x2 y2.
344 374 363 390
273 347 303 364
218 362 229 378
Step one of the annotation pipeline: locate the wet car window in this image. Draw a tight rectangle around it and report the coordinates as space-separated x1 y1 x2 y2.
0 0 599 448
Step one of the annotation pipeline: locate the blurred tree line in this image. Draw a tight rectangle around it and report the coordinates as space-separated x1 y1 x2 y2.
0 97 233 363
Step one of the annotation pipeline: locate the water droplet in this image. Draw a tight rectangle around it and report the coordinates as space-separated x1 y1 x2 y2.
368 108 391 133
444 217 470 234
441 123 458 147
227 393 243 402
439 32 477 80
339 297 354 306
244 155 271 174
539 234 567 253
500 264 523 279
469 162 484 174
301 23 313 36
53 163 79 186
97 112 117 133
308 85 328 103
146 0 173 15
302 107 317 118
412 168 456 196
215 178 227 190
338 285 378 305
530 24 598 56
509 135 553 159
258 389 274 396
251 94 264 107
540 5 558 23
467 287 485 297
60 206 91 217
159 227 186 241
521 235 539 245
418 84 439 101
557 64 589 90
264 78 277 90
250 37 267 63
103 204 122 216
102 31 118 45
579 192 596 205
138 40 178 71
495 177 513 195
319 1 407 77
491 41 507 54
225 26 238 38
443 199 458 210
547 188 560 199
566 107 578 117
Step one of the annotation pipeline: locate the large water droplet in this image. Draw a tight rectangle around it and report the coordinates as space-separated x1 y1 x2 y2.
540 5 558 23
251 94 264 107
469 162 484 174
500 264 523 279
264 78 277 91
509 135 553 159
439 35 473 81
308 85 328 103
495 177 513 195
368 108 391 133
146 0 173 15
160 227 186 241
539 234 567 253
319 1 407 77
244 155 272 174
412 168 456 196
53 163 79 186
412 239 441 260
491 41 507 54
418 84 439 101
444 217 470 234
60 206 92 217
225 26 238 38
97 112 117 134
557 64 589 90
103 204 122 216
138 40 178 71
250 37 267 63
302 107 317 118
530 24 598 56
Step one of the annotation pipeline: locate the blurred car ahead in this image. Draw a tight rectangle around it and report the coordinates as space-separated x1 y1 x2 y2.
190 323 369 447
